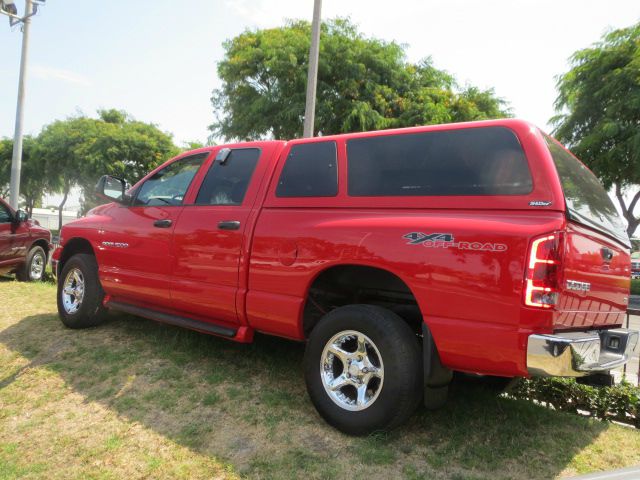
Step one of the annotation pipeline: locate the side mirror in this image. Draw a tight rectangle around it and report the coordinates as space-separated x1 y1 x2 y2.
14 210 28 223
96 175 131 204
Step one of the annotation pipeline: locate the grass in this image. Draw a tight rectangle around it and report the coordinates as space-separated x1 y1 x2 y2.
2 278 640 479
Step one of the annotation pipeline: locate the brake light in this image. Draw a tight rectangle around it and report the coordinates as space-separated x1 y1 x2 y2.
524 233 563 308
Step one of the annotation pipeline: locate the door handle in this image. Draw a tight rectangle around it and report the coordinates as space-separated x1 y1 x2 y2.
218 220 240 230
153 219 172 228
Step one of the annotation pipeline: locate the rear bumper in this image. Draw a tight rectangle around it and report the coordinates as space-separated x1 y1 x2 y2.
527 328 639 377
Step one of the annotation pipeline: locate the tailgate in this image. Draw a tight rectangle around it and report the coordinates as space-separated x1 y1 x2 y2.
554 221 631 330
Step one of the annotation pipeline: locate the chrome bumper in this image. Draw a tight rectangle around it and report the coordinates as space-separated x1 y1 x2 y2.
527 328 639 377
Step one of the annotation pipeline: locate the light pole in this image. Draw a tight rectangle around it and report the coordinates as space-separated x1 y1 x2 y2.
303 0 322 138
0 0 45 210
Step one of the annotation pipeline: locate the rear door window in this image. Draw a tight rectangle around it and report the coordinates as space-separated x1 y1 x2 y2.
545 136 628 245
195 148 260 205
347 126 532 196
276 141 337 197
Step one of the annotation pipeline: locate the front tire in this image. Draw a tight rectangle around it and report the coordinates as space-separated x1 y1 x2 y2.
57 254 106 328
17 245 46 282
304 305 422 435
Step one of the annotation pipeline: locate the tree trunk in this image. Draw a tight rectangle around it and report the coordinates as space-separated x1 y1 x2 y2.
614 183 640 240
26 198 34 218
58 189 69 233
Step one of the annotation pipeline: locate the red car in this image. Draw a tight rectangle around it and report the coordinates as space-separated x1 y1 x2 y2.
0 197 52 281
52 119 637 434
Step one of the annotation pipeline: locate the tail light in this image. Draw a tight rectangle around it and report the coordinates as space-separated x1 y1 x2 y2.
524 232 563 309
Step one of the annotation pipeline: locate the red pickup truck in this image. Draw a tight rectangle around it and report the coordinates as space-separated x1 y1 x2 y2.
52 119 637 434
1 197 51 281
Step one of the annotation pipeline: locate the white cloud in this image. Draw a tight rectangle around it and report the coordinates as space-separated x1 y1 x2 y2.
31 65 91 86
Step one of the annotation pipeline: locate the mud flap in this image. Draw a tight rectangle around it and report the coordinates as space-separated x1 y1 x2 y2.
422 323 453 410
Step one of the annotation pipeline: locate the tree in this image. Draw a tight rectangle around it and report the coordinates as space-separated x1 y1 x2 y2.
0 137 50 216
211 18 509 141
552 22 640 238
36 109 179 229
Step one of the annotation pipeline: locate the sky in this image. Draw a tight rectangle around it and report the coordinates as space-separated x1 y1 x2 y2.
0 0 639 209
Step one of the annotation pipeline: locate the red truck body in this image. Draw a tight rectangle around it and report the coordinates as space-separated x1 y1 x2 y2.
0 197 51 281
52 118 636 433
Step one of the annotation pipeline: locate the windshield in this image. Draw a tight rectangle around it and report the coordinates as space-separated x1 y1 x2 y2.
544 135 629 247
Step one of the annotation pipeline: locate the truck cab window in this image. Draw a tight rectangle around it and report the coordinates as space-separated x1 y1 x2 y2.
276 141 338 197
195 149 260 206
347 127 532 196
0 205 11 223
133 153 207 207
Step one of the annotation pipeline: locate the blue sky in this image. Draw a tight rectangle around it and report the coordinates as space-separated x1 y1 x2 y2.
1 0 639 149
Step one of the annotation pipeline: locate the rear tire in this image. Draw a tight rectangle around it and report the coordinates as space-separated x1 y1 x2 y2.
17 245 46 282
304 304 422 435
57 254 106 328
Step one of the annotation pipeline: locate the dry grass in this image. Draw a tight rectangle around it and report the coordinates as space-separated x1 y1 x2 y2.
2 277 640 479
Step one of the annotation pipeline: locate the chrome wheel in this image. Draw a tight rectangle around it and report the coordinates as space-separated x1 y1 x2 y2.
29 251 45 280
62 268 85 315
320 330 384 411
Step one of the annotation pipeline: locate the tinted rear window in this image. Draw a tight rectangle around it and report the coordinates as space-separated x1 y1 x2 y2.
545 136 628 246
347 127 532 196
276 141 337 197
195 148 260 205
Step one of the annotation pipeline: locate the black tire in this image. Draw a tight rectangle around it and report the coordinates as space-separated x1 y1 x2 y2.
304 304 422 435
16 245 46 282
57 253 106 329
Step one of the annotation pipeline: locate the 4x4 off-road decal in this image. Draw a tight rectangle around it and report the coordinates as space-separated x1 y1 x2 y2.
403 232 508 252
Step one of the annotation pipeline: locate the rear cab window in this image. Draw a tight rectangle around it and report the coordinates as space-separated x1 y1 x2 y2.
544 136 628 246
276 142 337 197
347 126 532 197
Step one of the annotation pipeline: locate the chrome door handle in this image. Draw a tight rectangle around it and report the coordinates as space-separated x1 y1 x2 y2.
218 220 240 230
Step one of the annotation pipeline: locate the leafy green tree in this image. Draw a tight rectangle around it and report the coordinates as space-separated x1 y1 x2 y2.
552 22 640 238
0 136 50 216
211 18 509 141
0 139 11 198
36 109 179 229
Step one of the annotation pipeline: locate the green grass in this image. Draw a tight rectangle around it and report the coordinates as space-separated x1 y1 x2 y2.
2 277 640 479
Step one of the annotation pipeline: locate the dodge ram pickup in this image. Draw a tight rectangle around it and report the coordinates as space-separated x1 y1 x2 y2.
1 197 51 282
51 119 638 434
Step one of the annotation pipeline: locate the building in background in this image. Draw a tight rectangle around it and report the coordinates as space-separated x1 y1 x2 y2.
31 207 77 232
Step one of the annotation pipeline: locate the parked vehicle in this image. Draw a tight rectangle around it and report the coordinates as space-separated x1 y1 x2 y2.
0 197 52 281
52 119 637 434
631 259 640 279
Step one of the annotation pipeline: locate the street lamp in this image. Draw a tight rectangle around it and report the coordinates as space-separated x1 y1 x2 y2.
0 0 46 210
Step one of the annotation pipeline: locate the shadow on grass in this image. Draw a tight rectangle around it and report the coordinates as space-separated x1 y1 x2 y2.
0 311 612 479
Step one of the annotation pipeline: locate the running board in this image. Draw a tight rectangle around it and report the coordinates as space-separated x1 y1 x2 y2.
107 301 238 338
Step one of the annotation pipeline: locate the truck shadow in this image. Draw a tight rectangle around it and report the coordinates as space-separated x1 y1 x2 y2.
0 311 613 479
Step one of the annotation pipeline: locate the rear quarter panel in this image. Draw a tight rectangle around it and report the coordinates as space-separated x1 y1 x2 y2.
247 209 565 376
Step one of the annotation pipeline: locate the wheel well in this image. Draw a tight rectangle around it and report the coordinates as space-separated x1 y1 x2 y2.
58 238 95 275
31 239 50 255
302 265 422 337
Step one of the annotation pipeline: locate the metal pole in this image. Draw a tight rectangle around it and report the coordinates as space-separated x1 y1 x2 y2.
303 0 322 138
9 0 33 210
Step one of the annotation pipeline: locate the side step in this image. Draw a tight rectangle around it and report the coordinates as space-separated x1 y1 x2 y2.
107 301 237 338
